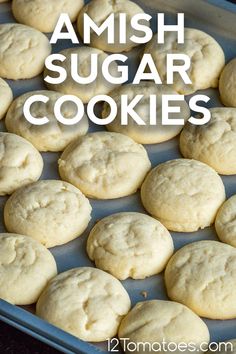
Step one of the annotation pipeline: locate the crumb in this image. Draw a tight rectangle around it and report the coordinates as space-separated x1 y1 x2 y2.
140 291 148 299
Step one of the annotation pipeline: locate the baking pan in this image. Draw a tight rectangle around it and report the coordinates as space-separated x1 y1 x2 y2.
0 0 236 353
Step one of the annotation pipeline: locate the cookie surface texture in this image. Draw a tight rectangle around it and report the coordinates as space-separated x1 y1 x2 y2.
118 300 210 354
12 0 84 33
0 233 57 305
87 212 174 279
77 0 148 53
0 78 13 120
102 83 190 144
5 90 89 152
36 267 131 341
0 24 51 79
215 195 236 248
144 28 225 94
180 108 236 175
165 240 236 319
0 132 43 195
4 180 92 248
58 132 151 199
141 159 226 232
219 58 236 107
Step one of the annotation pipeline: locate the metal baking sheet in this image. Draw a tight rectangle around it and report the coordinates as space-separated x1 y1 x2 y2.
0 0 236 353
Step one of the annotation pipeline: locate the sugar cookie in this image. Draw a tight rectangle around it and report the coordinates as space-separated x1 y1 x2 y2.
44 46 119 103
4 180 92 248
77 0 148 53
165 240 236 319
219 58 236 107
215 195 236 248
58 132 151 199
36 267 131 342
0 24 51 80
102 83 190 144
144 28 225 94
0 233 57 305
141 159 225 232
0 132 43 195
0 78 13 120
5 90 89 152
118 300 210 354
87 212 174 280
180 108 236 175
12 0 84 33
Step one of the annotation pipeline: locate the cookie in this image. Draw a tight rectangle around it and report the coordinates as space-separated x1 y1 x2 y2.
0 24 51 80
118 300 210 354
144 28 225 94
0 78 13 120
219 58 236 107
12 0 84 33
87 212 174 280
77 0 148 53
141 159 225 232
4 180 92 248
165 240 236 319
5 90 89 152
215 195 236 248
58 132 151 199
0 233 57 305
102 83 190 144
44 46 119 103
0 132 43 195
180 108 236 175
36 267 131 342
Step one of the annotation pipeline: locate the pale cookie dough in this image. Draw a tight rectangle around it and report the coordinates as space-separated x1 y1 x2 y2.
0 78 13 120
180 108 236 175
4 180 92 248
44 46 120 103
77 0 149 53
0 132 43 196
208 340 236 354
118 300 210 354
215 195 236 248
0 233 57 305
58 132 151 199
87 212 174 280
12 0 84 33
36 267 131 342
5 90 89 152
165 240 236 319
219 58 236 107
144 28 225 94
102 83 190 144
0 24 51 80
141 159 225 232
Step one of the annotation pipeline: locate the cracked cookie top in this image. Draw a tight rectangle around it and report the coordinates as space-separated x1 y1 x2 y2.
0 132 43 195
87 212 174 280
180 108 236 175
0 23 51 79
58 131 151 199
36 267 131 342
0 233 57 305
118 299 210 352
4 179 92 247
165 240 236 319
144 28 225 94
141 158 225 232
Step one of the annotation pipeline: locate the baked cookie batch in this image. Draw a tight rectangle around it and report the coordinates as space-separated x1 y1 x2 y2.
0 0 236 351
